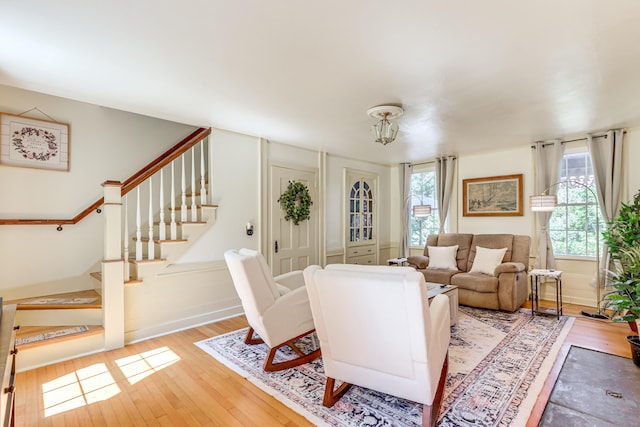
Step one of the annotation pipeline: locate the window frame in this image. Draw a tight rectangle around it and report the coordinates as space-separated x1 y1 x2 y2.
548 148 602 260
409 165 440 248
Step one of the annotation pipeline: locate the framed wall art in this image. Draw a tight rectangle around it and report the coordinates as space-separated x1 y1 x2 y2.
0 112 70 171
463 174 523 216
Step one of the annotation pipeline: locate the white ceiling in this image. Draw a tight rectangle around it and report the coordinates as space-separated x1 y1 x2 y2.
2 1 640 164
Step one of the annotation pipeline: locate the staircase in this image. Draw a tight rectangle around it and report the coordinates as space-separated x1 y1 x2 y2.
2 128 240 371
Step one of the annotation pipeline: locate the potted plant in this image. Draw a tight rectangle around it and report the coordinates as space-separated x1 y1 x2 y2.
602 189 640 366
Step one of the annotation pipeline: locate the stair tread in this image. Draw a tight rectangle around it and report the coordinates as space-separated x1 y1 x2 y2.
90 271 142 285
15 325 103 349
6 289 102 310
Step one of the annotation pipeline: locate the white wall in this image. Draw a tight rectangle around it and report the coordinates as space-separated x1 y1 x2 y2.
0 85 197 298
457 145 533 236
176 129 261 263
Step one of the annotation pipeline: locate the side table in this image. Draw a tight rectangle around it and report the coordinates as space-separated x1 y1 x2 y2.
387 257 408 266
529 269 563 319
427 283 458 326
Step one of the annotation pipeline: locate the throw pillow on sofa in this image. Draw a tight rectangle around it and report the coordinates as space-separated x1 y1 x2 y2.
470 246 508 276
427 245 459 270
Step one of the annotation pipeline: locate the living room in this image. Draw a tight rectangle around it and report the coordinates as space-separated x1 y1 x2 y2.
1 1 640 426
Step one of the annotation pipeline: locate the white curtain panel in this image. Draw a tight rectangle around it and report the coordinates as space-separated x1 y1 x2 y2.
436 156 456 233
400 163 412 258
533 141 565 269
587 129 624 275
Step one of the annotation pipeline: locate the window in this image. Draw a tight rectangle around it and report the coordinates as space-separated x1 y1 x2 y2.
548 151 603 257
409 168 439 247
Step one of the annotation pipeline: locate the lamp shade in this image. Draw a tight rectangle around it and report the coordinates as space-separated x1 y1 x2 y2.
529 194 557 212
413 204 432 217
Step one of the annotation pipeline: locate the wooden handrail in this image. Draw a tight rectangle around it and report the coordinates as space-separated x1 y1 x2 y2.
0 127 212 227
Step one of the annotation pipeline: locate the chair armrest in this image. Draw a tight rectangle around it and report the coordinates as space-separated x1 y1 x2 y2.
274 270 305 291
407 255 429 269
494 262 525 275
264 286 313 327
428 294 451 362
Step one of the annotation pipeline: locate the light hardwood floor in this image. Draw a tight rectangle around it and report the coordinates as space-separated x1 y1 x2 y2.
15 302 634 426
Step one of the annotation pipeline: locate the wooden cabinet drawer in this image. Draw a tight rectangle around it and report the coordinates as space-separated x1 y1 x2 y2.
346 254 377 265
346 245 375 258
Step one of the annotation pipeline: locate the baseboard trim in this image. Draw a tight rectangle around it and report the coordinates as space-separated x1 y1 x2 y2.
124 305 244 344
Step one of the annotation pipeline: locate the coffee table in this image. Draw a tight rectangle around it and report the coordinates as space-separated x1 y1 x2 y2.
427 283 458 326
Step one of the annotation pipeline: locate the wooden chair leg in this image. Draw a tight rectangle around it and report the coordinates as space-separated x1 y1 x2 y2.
244 327 264 345
262 329 322 372
323 377 353 407
422 352 448 427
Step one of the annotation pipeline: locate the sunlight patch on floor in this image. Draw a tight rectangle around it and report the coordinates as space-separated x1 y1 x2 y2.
41 346 181 417
116 346 181 384
43 363 120 417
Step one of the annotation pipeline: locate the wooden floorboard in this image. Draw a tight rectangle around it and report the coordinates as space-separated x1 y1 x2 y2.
15 302 635 426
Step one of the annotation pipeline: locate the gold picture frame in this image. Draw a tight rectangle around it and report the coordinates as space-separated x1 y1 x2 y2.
0 112 70 171
463 174 523 216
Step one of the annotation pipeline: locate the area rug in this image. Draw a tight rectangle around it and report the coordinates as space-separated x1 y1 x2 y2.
539 346 640 426
195 307 574 426
16 326 90 346
18 297 99 305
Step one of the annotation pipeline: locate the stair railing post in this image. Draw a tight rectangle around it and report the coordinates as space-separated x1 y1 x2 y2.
200 138 207 205
191 148 197 221
102 180 125 350
147 177 155 260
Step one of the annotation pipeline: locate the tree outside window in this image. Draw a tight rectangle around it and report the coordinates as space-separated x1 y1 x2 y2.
409 169 439 247
549 151 604 257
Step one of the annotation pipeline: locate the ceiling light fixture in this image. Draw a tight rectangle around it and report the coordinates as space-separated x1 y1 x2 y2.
367 105 403 145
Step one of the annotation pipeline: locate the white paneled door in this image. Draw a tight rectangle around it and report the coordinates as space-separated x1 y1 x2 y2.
270 165 318 276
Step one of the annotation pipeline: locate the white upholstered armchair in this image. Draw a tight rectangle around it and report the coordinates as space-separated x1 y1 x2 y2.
224 249 321 371
303 264 450 427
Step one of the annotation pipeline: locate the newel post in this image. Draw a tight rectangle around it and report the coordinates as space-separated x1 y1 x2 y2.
102 180 125 350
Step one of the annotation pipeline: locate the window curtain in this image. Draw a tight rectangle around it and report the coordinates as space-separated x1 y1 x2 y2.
533 141 565 269
436 156 456 233
400 163 412 258
587 129 624 276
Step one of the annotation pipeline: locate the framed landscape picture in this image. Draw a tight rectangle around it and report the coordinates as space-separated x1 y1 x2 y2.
463 174 523 216
0 112 70 171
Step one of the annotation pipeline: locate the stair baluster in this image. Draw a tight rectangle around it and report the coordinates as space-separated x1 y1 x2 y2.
181 154 187 222
158 169 166 240
170 162 177 240
200 139 207 205
191 149 197 221
135 187 143 261
147 177 155 260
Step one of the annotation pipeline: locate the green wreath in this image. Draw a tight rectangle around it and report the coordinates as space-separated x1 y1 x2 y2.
278 181 313 225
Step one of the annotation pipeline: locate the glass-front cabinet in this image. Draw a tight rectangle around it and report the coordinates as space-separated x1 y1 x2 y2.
345 169 378 265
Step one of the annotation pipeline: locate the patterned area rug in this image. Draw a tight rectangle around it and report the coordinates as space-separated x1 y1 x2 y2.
16 325 90 346
195 307 574 426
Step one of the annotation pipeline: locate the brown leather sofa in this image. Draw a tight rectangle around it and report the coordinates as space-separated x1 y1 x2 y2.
407 233 531 312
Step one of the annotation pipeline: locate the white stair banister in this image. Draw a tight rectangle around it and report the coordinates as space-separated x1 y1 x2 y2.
158 169 166 240
200 139 207 205
181 154 187 222
147 177 155 260
135 187 142 261
191 148 197 221
170 162 177 240
102 180 125 350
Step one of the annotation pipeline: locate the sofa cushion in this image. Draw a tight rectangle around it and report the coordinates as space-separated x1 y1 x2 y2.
466 234 514 271
423 268 459 285
470 246 508 276
427 245 459 270
451 272 499 293
429 233 473 272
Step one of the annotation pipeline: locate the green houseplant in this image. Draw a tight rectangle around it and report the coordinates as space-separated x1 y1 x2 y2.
602 190 640 366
